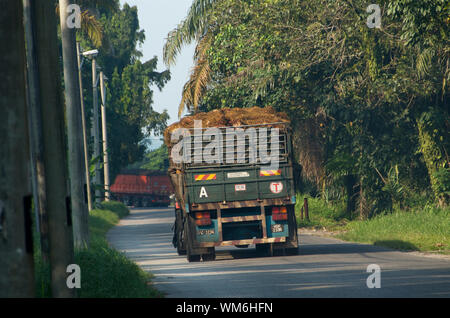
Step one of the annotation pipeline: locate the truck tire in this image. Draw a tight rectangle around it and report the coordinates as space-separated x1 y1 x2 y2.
286 205 299 252
175 210 186 255
187 252 201 262
184 218 201 262
201 248 216 262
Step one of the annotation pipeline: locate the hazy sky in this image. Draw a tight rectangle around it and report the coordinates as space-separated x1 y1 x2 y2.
119 0 195 126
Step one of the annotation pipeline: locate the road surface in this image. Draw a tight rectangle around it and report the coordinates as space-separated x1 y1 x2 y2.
106 207 450 298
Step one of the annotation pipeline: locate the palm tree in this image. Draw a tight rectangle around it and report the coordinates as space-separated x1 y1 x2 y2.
178 31 213 117
163 0 219 117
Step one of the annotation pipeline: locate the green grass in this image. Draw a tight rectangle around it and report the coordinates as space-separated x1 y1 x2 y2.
337 205 450 253
34 201 162 298
294 193 450 254
295 194 349 230
98 200 130 219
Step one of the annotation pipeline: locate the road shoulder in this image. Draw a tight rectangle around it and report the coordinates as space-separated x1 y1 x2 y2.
298 228 450 261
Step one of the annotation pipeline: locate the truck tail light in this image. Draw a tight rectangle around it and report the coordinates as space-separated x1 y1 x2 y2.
195 212 211 226
272 206 288 221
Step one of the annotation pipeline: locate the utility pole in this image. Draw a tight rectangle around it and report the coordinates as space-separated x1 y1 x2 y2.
22 0 50 263
77 42 93 211
59 0 90 248
91 56 102 204
0 0 35 297
100 71 111 201
32 0 75 297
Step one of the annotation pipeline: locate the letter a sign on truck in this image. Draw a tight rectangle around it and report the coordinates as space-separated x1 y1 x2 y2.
270 182 283 194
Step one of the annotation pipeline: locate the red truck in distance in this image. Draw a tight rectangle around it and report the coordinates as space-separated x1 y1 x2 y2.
110 169 173 207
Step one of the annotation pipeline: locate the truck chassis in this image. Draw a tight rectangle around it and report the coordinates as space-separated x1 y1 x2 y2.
173 198 298 262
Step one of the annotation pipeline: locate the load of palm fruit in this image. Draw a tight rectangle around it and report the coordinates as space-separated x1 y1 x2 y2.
164 106 290 146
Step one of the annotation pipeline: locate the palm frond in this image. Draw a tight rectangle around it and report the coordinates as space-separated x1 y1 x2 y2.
163 25 190 67
177 33 212 117
193 56 211 107
163 0 218 66
416 47 435 79
178 84 194 118
56 3 105 47
81 10 103 47
178 56 211 117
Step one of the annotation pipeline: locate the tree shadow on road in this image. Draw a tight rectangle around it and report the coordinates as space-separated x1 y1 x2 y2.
373 240 419 252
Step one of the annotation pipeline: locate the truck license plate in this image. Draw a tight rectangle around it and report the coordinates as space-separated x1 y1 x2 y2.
271 224 284 233
198 229 215 236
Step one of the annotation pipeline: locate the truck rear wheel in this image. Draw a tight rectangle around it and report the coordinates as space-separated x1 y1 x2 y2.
174 210 186 255
201 248 216 262
184 217 201 262
187 253 201 262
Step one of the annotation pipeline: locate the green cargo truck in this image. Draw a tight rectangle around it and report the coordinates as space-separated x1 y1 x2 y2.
168 121 298 262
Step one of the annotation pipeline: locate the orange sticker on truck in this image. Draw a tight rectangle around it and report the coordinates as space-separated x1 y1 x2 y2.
259 169 281 176
194 174 217 181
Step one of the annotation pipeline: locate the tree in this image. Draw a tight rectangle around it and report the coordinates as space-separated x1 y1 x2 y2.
169 0 449 215
78 3 171 183
386 0 449 207
140 144 170 172
107 58 170 179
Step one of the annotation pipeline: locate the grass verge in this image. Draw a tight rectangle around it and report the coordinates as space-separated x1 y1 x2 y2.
295 194 450 254
34 201 162 297
337 205 450 253
295 194 350 230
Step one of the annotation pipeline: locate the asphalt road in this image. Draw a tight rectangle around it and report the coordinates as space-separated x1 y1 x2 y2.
106 207 450 298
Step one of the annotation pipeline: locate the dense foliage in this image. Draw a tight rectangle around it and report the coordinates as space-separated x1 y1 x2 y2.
167 0 449 217
76 1 170 182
